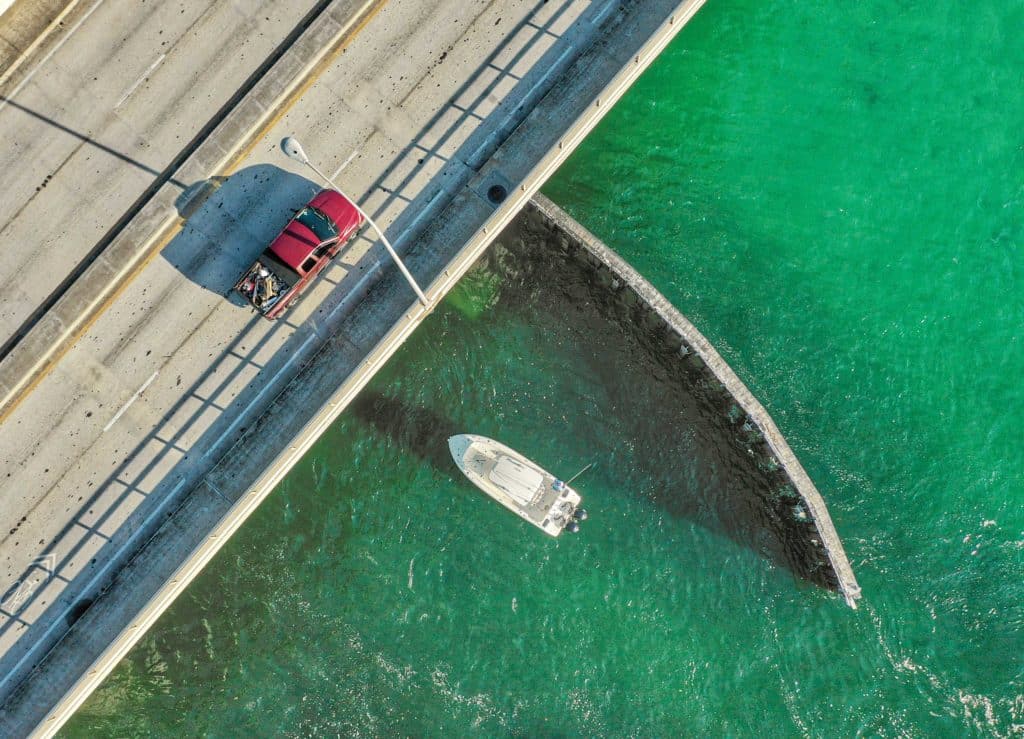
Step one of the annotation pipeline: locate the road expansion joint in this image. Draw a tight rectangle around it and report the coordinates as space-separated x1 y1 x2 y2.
204 480 230 505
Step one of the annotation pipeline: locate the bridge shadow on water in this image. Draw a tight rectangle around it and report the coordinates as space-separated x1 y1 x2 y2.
353 229 838 595
348 229 838 594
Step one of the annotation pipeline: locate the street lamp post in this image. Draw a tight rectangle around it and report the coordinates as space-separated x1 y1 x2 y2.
281 136 429 307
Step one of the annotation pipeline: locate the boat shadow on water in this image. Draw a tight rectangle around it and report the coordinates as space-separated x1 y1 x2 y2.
349 390 459 473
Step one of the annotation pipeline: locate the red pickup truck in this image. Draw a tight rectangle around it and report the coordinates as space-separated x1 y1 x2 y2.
234 189 364 319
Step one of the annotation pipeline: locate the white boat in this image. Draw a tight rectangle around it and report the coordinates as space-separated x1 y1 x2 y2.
448 434 587 537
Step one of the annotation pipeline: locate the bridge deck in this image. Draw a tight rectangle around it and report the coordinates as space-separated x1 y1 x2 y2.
0 0 705 734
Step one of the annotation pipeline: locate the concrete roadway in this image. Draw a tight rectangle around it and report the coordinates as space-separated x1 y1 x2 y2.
0 0 630 720
0 0 328 351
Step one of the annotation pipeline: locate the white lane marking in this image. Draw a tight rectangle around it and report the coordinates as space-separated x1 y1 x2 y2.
202 333 317 460
0 0 108 116
103 371 158 432
114 53 166 109
592 0 619 27
331 150 359 180
0 475 187 695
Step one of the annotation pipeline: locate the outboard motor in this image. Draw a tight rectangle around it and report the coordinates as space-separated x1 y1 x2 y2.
565 520 580 534
573 508 588 522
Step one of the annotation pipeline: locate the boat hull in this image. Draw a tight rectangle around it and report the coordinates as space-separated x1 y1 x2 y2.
448 434 583 537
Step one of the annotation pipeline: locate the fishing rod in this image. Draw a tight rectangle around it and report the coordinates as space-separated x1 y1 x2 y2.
564 462 594 487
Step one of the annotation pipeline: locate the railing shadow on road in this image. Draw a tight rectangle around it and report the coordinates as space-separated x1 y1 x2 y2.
0 96 192 363
0 97 189 190
0 313 289 688
0 166 374 689
327 0 608 255
0 305 265 630
0 0 624 694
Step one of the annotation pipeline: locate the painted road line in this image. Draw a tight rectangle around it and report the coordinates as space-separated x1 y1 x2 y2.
201 332 318 461
0 0 107 115
102 370 158 432
0 0 387 427
114 53 166 109
219 0 385 175
0 476 188 697
591 0 620 27
331 150 359 179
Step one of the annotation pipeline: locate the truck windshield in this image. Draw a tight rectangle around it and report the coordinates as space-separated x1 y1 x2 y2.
294 206 338 243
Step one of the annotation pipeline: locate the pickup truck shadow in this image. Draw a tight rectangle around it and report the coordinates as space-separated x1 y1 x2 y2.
164 164 324 303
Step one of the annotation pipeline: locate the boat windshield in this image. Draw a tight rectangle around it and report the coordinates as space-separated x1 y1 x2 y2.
293 206 338 243
488 456 543 505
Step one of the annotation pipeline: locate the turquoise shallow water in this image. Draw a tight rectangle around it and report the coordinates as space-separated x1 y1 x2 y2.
66 0 1023 735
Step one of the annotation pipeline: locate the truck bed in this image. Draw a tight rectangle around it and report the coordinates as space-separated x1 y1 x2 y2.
234 260 294 315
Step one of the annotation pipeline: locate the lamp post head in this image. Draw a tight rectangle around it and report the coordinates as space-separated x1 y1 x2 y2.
281 137 309 165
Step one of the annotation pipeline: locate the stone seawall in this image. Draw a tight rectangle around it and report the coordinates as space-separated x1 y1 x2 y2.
505 194 861 607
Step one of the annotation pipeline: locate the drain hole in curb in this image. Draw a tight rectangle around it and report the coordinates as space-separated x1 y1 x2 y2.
487 185 507 204
66 597 94 627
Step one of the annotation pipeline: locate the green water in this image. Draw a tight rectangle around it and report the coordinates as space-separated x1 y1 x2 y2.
66 0 1023 735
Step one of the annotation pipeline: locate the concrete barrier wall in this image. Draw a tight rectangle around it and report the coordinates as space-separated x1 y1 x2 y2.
0 1 79 86
516 194 862 607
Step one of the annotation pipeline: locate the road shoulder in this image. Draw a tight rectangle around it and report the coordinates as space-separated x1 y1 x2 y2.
0 0 78 84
